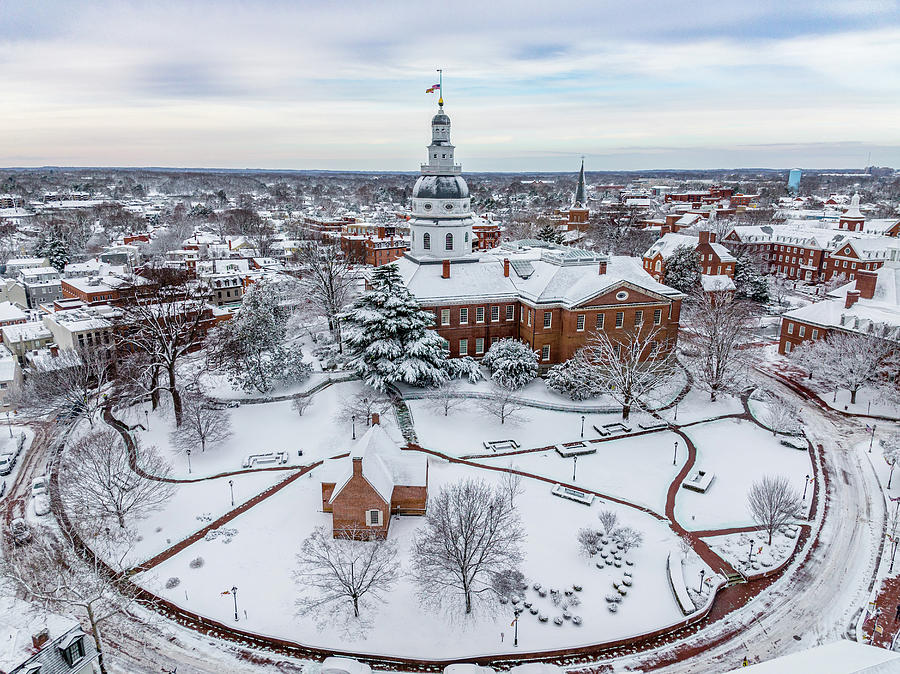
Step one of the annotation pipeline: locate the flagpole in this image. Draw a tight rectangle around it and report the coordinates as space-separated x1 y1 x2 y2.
437 68 443 106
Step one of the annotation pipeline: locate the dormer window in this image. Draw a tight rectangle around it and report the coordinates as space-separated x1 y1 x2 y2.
60 634 86 666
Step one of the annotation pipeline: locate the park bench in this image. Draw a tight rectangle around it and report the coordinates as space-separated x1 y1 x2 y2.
638 421 668 431
242 451 289 468
482 439 519 452
593 425 610 437
551 483 595 505
555 442 596 458
602 422 632 434
779 437 807 450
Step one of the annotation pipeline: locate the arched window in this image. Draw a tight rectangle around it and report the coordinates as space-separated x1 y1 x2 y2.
464 232 469 243
445 233 454 250
423 232 431 250
654 259 661 271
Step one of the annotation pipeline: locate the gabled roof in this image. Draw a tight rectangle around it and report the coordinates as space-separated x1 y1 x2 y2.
328 425 426 505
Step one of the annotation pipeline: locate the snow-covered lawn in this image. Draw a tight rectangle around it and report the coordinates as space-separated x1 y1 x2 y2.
819 387 900 420
653 388 744 426
705 527 802 577
675 419 813 531
85 470 296 569
473 430 686 515
118 381 401 479
136 459 698 659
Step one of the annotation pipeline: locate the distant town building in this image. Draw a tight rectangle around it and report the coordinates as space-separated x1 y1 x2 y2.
788 168 802 193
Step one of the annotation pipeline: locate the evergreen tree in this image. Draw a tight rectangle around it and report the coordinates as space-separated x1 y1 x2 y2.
733 251 770 303
340 265 450 392
545 357 603 400
482 338 538 390
535 223 564 244
208 282 311 393
35 236 70 272
662 245 701 293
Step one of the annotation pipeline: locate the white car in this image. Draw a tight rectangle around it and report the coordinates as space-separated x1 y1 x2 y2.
33 494 50 517
31 476 48 498
0 453 14 476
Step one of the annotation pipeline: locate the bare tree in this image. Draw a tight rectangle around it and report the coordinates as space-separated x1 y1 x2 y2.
0 526 146 674
293 525 399 624
428 381 467 417
291 396 312 416
612 526 644 553
798 331 893 404
116 268 212 426
412 478 524 615
10 346 114 427
747 475 803 545
297 235 357 351
171 391 232 453
499 468 524 507
882 433 900 489
60 429 175 530
111 349 165 411
337 389 392 427
577 528 603 557
490 568 525 600
579 326 676 419
682 289 756 401
480 387 525 425
759 393 800 436
598 509 619 536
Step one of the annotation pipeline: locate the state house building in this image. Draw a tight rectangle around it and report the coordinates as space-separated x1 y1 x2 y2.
390 97 685 366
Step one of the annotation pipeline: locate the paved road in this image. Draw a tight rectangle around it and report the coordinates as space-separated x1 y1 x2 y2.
596 372 889 672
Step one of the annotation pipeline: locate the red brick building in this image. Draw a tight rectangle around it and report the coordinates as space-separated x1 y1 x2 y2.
642 230 736 282
321 423 427 539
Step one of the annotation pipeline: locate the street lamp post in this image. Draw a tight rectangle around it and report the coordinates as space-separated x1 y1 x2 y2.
572 455 578 482
674 401 678 421
513 609 520 647
232 586 239 621
351 415 356 441
673 441 678 466
698 569 705 593
869 425 877 453
4 411 11 438
144 409 149 431
803 474 810 500
581 415 585 438
748 538 754 564
186 449 192 474
229 479 234 507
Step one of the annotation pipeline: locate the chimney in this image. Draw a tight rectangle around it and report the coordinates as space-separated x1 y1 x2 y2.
665 214 679 227
856 269 877 300
32 629 50 650
49 344 59 358
442 260 450 279
598 259 607 275
660 225 671 236
845 290 860 308
503 258 510 277
227 239 232 250
709 231 717 243
699 230 711 245
352 457 363 477
371 412 380 426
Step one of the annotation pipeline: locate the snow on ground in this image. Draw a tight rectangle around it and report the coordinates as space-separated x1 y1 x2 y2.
654 388 744 426
119 381 400 479
705 527 801 577
408 399 653 457
675 419 813 531
819 387 900 420
136 459 691 659
0 426 35 501
86 470 296 568
473 430 686 515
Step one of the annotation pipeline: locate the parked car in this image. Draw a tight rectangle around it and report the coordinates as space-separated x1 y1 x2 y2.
0 480 6 498
10 518 30 545
0 453 15 476
33 494 50 517
31 476 49 498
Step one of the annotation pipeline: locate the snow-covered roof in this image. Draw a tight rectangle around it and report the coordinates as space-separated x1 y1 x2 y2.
0 302 26 323
2 321 52 343
395 242 682 308
328 425 425 505
723 639 900 673
643 232 735 263
701 274 736 292
0 596 81 672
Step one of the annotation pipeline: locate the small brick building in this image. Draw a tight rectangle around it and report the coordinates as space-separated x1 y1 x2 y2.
321 423 427 539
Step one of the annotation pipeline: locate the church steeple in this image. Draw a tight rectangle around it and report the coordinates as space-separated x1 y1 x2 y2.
573 158 586 207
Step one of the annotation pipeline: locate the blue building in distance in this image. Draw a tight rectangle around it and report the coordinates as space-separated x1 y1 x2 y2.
788 168 802 193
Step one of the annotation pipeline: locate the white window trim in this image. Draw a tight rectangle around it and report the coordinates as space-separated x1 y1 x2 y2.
366 509 382 527
441 309 450 326
459 338 468 356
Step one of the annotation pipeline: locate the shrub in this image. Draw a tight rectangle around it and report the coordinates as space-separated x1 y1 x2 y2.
189 556 205 569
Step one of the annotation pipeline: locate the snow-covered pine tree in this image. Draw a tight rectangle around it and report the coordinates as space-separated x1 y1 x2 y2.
481 338 538 390
662 245 701 293
35 236 70 272
340 265 450 392
208 281 311 393
545 356 603 400
536 223 564 244
733 251 769 303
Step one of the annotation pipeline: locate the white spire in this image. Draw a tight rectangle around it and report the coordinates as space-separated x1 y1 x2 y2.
844 193 863 219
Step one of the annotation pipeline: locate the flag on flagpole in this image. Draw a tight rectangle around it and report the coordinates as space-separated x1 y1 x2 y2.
221 590 232 595
426 84 441 93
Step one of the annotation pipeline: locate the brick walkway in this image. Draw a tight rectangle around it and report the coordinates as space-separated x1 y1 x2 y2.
866 575 900 649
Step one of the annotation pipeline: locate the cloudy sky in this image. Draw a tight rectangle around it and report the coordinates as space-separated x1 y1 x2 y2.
1 0 899 171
